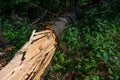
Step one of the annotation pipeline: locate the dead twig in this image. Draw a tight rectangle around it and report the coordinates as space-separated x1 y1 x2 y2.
25 1 58 17
30 11 47 26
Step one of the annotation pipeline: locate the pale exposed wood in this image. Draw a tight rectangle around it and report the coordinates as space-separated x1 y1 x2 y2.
0 30 56 80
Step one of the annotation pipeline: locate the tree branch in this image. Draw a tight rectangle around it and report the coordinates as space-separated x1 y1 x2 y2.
25 1 58 17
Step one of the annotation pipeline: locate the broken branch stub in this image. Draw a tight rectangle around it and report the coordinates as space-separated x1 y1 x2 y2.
51 13 76 37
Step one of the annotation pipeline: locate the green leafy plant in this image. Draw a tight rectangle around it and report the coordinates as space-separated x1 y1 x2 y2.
1 17 32 54
62 24 80 52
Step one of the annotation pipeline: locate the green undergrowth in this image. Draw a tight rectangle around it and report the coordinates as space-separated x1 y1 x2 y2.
1 17 33 54
43 1 120 79
44 20 120 80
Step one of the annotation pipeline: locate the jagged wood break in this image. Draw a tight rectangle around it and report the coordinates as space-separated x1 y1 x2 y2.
0 13 75 80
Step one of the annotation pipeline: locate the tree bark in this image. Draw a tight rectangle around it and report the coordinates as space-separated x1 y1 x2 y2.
0 13 75 80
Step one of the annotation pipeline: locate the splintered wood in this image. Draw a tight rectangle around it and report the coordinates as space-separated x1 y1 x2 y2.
0 13 75 80
0 30 56 80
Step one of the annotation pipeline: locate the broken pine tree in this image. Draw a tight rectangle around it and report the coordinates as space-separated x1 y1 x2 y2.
0 13 76 80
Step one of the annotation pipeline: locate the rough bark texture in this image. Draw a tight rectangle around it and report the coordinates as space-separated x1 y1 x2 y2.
0 13 75 80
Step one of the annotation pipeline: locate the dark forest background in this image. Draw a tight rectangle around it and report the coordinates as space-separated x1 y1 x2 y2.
0 0 120 80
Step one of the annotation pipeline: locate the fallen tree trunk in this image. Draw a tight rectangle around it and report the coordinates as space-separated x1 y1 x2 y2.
0 13 75 80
